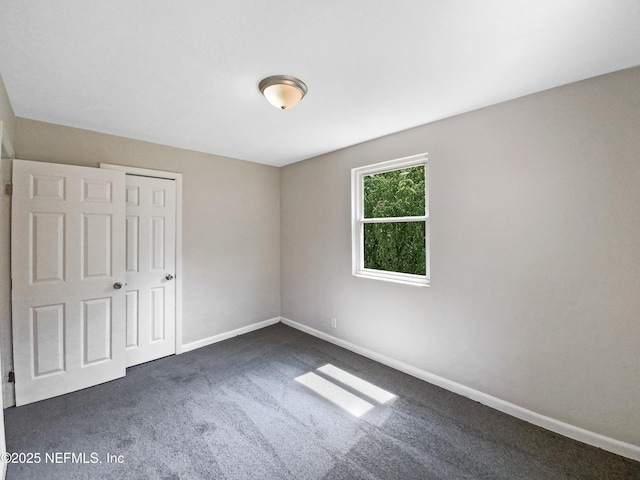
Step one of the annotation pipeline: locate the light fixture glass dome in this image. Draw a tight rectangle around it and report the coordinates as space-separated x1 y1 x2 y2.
259 75 308 110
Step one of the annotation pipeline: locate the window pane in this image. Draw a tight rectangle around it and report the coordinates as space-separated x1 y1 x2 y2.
364 222 426 275
363 165 425 218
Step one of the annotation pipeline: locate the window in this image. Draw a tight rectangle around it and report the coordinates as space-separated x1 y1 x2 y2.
351 153 429 286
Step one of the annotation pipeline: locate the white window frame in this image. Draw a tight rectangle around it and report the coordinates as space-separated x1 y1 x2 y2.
351 153 429 287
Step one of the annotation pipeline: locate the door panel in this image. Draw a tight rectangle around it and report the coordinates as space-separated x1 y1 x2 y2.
126 216 139 272
82 297 112 364
32 303 65 376
151 216 165 270
31 174 65 200
150 287 165 341
12 160 126 406
32 212 65 283
82 214 112 278
125 175 176 367
125 290 139 348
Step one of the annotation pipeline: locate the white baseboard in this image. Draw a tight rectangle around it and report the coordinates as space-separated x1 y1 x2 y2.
280 317 640 462
181 317 280 353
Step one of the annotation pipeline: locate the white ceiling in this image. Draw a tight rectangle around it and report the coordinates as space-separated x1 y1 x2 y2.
0 1 639 167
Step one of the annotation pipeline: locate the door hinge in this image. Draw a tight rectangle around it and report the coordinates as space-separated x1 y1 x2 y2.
8 371 14 383
4 183 12 196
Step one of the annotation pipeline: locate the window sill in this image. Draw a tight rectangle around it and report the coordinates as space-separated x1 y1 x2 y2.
354 270 430 287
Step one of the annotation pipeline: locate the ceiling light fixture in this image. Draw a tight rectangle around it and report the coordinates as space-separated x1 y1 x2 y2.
259 75 308 110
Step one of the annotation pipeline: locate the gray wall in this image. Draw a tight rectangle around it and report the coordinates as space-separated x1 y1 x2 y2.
280 66 640 446
0 72 14 147
14 118 281 345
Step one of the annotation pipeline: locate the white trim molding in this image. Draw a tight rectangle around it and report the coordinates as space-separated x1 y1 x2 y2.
100 163 184 354
181 317 281 353
280 317 640 462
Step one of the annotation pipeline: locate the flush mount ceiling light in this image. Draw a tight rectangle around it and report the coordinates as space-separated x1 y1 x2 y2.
259 75 308 110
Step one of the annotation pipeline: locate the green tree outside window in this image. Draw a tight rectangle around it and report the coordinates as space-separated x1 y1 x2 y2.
363 165 426 276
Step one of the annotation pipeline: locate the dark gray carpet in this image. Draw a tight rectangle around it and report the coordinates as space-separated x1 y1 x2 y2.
4 323 640 479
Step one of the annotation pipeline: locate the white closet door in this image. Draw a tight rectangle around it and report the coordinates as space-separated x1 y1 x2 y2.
11 160 126 406
124 175 176 367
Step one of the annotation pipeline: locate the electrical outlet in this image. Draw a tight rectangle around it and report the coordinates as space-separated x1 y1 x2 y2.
331 317 337 329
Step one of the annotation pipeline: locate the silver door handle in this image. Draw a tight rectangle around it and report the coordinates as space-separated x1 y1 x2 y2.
165 274 174 281
114 282 123 290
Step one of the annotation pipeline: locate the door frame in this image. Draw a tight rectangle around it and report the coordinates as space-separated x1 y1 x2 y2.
100 164 184 355
0 120 13 480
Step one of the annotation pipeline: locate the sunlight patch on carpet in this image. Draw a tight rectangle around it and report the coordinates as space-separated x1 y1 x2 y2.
317 364 395 404
295 364 395 417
